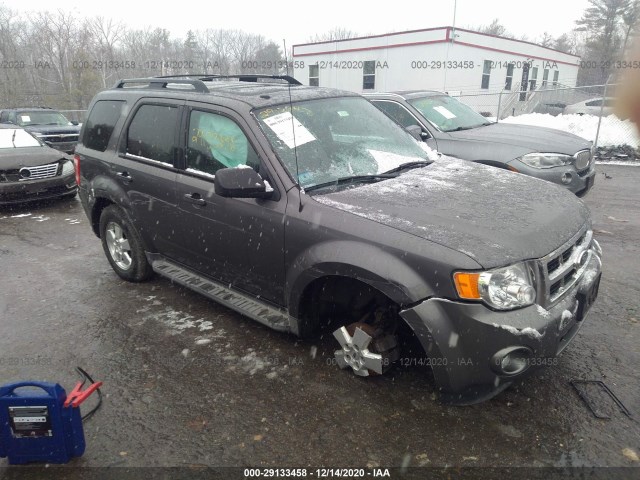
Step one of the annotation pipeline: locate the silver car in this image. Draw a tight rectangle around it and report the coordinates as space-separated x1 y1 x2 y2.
366 91 596 196
563 97 615 116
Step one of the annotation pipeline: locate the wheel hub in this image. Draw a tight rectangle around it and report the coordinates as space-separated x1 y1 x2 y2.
106 222 132 270
333 322 399 377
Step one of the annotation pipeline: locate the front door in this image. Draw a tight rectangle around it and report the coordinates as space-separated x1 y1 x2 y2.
173 105 287 305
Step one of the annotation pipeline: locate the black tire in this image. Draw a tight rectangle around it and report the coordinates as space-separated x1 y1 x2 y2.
99 205 153 282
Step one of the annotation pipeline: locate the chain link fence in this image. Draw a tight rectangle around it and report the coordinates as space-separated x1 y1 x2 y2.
450 81 640 161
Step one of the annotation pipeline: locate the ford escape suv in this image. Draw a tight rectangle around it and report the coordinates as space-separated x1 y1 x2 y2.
75 75 602 404
366 91 596 197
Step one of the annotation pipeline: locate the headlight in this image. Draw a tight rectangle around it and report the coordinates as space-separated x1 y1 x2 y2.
32 132 44 137
519 153 573 169
454 262 536 310
61 160 75 175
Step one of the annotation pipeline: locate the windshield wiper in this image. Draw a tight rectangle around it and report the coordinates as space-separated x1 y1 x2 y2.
446 125 476 132
305 174 396 192
382 160 432 175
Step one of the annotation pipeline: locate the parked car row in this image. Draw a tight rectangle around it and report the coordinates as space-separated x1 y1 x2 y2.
1 85 599 207
365 91 596 196
0 107 81 154
0 124 77 205
72 75 602 404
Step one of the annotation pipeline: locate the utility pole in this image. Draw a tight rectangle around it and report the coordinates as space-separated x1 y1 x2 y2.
443 0 457 91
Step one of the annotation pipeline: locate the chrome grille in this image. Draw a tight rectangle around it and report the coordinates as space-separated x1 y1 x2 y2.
539 228 592 306
574 150 591 171
19 163 59 180
39 133 79 143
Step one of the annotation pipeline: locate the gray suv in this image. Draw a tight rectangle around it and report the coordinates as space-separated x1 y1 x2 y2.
76 76 602 404
366 91 596 196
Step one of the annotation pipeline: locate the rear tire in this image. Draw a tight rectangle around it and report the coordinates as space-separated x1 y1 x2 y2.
99 205 153 282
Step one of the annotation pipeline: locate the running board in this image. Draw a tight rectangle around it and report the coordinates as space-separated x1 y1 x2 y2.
148 255 292 333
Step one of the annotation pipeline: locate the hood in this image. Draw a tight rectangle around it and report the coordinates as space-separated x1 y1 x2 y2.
0 146 69 170
24 124 80 136
448 122 591 155
312 158 590 269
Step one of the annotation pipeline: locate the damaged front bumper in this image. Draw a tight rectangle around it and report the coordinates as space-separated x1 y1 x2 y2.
400 244 602 405
0 171 77 205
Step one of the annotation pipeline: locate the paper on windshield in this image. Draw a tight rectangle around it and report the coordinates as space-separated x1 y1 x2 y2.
263 111 316 149
433 106 456 119
20 115 31 122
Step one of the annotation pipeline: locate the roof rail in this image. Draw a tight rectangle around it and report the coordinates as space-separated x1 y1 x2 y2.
113 78 210 93
155 74 302 86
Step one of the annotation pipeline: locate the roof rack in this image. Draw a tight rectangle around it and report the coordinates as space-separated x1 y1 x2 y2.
155 74 302 85
113 78 210 93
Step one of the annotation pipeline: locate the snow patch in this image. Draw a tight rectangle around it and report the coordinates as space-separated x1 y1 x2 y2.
492 323 543 340
536 305 551 318
186 168 216 179
501 113 640 148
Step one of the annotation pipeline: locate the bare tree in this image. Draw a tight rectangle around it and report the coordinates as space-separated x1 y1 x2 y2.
87 16 124 88
308 27 359 42
473 19 515 38
622 0 640 52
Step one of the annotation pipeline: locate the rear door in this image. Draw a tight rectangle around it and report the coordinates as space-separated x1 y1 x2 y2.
173 103 287 305
113 99 182 256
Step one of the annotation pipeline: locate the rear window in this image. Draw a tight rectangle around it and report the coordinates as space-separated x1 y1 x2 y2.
83 100 125 152
126 104 178 164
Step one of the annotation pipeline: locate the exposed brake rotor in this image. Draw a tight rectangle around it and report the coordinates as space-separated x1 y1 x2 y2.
333 322 400 377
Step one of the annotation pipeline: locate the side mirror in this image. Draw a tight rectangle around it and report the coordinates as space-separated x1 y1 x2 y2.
214 167 272 199
71 121 79 126
405 124 428 141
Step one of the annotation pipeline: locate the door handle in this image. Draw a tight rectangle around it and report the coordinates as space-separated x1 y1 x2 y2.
116 171 133 183
184 193 206 206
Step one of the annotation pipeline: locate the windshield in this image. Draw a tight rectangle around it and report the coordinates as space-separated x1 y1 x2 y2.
255 97 430 189
0 128 42 148
16 111 73 127
408 95 492 132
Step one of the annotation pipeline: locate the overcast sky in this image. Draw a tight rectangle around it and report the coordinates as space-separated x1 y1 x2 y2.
2 0 591 45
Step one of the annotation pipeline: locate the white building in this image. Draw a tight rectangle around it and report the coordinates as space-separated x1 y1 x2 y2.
293 27 581 116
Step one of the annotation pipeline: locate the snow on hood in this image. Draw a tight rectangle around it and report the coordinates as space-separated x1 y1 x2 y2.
312 158 590 269
448 121 590 154
501 113 640 148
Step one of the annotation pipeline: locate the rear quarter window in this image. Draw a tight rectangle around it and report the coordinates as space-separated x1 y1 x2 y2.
83 100 125 151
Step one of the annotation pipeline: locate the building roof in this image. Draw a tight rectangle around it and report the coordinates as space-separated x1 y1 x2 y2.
293 26 580 66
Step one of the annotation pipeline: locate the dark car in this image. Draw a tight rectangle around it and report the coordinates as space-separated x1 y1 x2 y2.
0 125 77 205
0 107 81 154
75 75 602 404
365 91 597 196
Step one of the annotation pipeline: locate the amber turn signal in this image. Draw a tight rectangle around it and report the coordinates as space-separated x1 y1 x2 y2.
453 272 481 299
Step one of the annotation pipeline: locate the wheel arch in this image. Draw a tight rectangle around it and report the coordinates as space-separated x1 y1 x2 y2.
88 174 133 237
286 241 435 336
